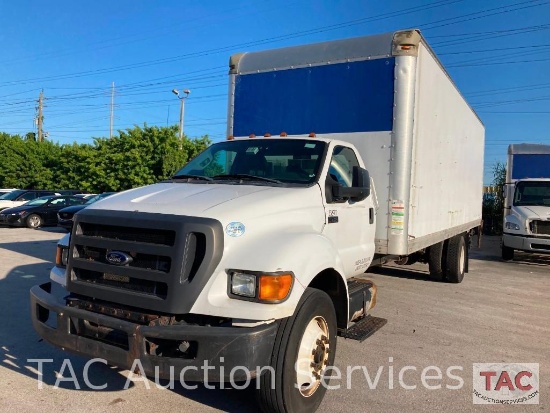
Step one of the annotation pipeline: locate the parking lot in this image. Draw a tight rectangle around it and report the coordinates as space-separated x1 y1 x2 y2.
0 227 548 412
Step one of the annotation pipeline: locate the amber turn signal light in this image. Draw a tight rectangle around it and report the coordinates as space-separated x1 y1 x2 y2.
259 273 293 301
55 246 62 266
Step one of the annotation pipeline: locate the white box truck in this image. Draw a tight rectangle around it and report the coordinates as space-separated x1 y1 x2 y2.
502 143 550 260
31 29 484 412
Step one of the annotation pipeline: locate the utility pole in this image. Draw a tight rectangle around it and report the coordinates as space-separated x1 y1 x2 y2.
110 82 115 139
172 88 190 149
37 90 44 142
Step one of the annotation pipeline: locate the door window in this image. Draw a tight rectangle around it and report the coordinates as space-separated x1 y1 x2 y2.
18 192 37 202
50 198 67 207
328 146 360 188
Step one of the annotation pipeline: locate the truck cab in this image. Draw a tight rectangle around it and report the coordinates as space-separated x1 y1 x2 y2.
32 136 379 413
502 144 550 260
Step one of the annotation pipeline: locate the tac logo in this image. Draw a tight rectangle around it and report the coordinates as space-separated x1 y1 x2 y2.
473 363 539 404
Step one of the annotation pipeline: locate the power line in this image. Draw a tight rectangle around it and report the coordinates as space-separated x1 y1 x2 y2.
0 0 466 88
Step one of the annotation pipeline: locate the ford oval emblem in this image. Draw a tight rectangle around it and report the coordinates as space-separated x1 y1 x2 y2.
106 251 133 266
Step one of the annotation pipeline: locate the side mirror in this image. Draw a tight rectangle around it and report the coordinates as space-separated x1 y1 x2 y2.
352 166 370 197
331 166 370 202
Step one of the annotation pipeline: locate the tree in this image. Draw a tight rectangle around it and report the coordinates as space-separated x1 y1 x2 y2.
0 126 211 192
0 133 45 188
482 161 506 234
492 161 506 212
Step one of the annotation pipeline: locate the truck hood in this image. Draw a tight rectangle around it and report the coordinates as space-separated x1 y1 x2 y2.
513 205 550 219
85 183 324 226
86 183 272 215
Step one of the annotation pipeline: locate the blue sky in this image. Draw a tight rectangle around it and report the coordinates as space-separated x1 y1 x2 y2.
1 0 549 184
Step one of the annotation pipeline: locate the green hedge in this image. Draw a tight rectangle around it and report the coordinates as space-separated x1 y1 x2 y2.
0 125 210 193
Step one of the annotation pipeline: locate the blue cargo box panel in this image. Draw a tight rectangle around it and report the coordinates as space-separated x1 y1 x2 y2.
233 58 395 137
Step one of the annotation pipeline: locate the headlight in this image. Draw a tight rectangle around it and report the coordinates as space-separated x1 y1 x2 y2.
505 222 521 230
229 271 294 302
55 245 69 267
231 272 256 297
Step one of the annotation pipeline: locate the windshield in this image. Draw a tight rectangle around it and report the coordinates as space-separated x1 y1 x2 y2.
0 190 26 200
175 139 326 185
514 181 550 206
25 196 52 206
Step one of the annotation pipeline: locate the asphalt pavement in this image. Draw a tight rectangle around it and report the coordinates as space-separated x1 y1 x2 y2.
0 227 547 412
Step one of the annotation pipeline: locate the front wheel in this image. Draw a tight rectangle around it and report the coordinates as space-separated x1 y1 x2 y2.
502 244 514 261
26 214 43 229
257 288 337 413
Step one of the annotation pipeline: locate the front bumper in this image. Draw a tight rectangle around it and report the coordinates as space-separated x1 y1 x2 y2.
30 282 279 381
50 265 67 287
0 214 23 226
57 219 73 230
502 233 550 254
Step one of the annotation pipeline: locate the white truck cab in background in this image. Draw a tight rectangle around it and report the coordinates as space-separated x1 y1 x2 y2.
502 144 550 260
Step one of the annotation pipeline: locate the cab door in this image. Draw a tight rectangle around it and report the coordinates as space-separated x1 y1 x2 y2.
44 197 68 224
321 145 375 276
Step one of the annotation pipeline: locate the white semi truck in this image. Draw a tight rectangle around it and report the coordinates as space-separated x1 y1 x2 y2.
502 143 550 260
31 29 484 412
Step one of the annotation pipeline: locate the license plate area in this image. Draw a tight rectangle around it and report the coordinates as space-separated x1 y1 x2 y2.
104 273 130 283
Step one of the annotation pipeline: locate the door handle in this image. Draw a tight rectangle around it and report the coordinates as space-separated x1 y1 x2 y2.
369 208 374 224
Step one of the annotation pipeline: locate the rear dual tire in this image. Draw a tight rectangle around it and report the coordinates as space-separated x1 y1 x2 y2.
428 234 466 283
428 241 446 280
446 235 466 283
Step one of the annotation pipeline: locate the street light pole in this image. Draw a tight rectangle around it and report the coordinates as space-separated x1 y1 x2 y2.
172 88 190 149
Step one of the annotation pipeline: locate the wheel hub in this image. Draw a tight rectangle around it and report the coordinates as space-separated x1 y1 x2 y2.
296 316 330 397
311 336 328 374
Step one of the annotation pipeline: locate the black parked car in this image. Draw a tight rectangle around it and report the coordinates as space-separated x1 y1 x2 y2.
57 192 115 231
0 189 60 212
0 195 87 228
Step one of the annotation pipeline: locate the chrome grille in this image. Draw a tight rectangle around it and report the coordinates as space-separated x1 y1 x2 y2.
530 220 550 235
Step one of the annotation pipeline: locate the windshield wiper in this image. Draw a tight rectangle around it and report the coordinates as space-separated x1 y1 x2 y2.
212 174 282 184
171 174 213 181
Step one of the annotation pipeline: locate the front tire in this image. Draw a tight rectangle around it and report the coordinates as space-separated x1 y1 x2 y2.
502 244 514 261
26 214 43 229
257 288 337 413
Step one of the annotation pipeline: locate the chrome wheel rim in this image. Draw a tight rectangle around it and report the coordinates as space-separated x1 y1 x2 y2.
28 216 40 228
459 243 465 274
295 316 330 397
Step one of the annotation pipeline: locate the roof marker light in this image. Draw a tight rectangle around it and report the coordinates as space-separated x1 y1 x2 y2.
280 132 288 137
264 133 271 137
249 134 256 139
308 132 316 138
